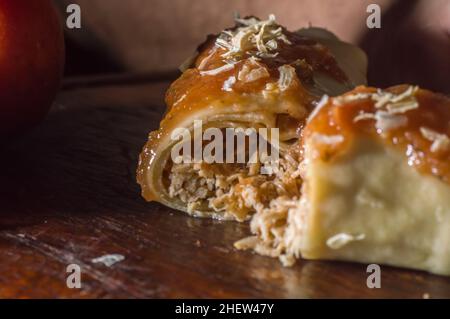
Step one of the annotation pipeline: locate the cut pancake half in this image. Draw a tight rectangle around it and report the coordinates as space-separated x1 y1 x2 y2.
137 15 367 221
237 85 450 276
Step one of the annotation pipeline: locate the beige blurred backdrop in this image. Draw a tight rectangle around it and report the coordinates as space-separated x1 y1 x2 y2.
56 0 450 93
57 0 391 72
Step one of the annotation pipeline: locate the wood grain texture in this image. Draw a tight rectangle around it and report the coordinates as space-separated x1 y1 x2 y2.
0 79 449 298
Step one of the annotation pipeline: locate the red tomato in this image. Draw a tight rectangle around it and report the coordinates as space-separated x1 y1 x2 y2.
0 0 65 137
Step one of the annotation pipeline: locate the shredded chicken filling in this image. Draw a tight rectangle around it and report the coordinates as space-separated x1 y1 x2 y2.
166 147 301 222
235 196 300 266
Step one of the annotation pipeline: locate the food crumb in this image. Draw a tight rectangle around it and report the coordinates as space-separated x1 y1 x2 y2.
91 254 125 267
423 293 430 299
195 240 201 247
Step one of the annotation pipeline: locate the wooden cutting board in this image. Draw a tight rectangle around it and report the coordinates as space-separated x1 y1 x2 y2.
1 75 449 298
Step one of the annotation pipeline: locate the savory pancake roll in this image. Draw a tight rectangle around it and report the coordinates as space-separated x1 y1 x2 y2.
238 85 450 276
137 15 367 221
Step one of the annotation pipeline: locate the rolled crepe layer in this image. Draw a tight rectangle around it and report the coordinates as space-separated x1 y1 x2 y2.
137 15 367 221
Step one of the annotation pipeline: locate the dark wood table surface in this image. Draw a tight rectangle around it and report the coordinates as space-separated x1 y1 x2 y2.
1 75 449 299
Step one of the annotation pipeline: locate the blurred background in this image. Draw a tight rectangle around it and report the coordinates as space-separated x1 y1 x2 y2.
56 0 449 93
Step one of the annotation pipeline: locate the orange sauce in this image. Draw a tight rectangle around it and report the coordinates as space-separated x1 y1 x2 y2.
304 85 450 183
161 27 352 144
138 23 353 201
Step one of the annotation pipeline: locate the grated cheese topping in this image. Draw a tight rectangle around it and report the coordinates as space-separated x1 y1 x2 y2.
277 65 296 91
215 14 291 62
307 95 329 123
350 86 419 132
374 111 408 132
353 111 407 132
237 57 270 83
311 133 344 145
200 63 235 76
222 76 236 91
326 233 365 250
385 100 419 114
353 111 376 122
420 127 450 153
262 82 280 99
333 93 372 106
